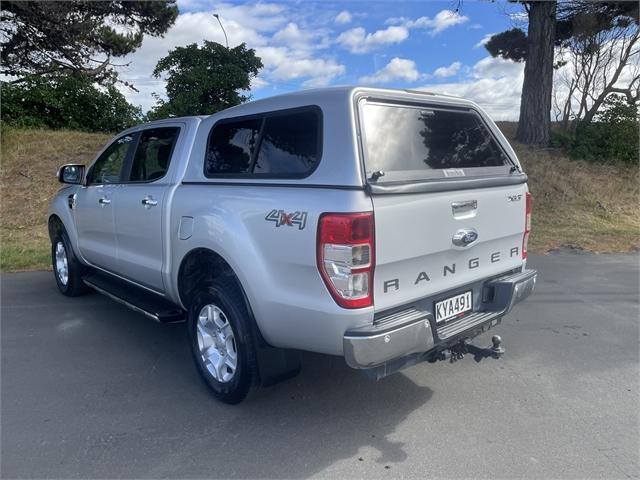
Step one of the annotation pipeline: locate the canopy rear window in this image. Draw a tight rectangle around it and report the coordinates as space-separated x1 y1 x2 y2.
360 101 513 183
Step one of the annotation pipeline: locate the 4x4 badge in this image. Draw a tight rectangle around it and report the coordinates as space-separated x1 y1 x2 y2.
265 209 308 230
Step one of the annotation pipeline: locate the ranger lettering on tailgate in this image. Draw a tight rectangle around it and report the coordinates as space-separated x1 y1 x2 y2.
383 247 521 293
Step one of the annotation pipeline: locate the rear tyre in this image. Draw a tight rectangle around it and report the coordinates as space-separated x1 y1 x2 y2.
51 230 88 297
187 278 259 404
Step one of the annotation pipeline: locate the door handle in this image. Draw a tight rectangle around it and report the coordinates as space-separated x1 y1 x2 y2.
141 197 158 207
451 200 477 214
451 200 477 219
98 197 111 205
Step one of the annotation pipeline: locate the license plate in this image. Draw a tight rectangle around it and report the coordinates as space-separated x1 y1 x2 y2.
435 291 472 323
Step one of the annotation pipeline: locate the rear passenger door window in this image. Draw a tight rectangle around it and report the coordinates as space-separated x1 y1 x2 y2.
204 107 321 178
128 127 180 182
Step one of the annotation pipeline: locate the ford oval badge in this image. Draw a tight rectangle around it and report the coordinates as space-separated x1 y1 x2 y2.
452 228 479 247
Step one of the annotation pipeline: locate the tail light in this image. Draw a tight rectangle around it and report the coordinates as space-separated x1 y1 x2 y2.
523 192 533 259
317 212 374 309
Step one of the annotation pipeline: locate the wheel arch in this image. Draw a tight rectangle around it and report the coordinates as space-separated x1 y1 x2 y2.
47 188 82 258
177 247 249 311
48 214 65 241
177 246 301 387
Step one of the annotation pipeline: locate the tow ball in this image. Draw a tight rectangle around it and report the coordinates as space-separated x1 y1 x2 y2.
431 335 505 363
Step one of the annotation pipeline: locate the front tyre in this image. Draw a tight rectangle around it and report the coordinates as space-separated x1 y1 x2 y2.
51 231 88 297
187 279 259 404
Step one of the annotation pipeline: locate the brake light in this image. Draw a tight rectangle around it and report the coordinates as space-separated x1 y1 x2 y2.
317 212 374 308
523 192 533 259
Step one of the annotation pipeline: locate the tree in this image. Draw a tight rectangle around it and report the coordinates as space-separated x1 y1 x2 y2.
0 1 178 86
147 41 263 119
554 15 639 129
517 2 557 145
557 94 639 163
1 76 142 132
485 1 639 145
487 2 557 145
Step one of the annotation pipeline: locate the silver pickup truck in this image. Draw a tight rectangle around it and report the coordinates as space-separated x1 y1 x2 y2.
49 86 537 403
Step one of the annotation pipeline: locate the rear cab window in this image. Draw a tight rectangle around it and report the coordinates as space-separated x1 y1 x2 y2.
358 100 515 184
204 107 321 178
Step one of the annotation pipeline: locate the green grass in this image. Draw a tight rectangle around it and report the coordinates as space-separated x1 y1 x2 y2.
1 125 638 272
500 121 640 253
1 127 110 271
1 228 50 271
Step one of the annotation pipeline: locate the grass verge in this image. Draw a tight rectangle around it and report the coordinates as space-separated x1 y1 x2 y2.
1 127 110 271
498 122 639 253
0 124 638 272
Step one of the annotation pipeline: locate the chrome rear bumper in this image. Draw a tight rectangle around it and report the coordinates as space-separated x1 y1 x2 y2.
343 269 537 370
343 309 434 369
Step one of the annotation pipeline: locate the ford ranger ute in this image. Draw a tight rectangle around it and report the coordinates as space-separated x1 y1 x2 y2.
49 87 537 404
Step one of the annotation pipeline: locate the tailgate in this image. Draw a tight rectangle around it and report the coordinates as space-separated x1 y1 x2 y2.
357 96 528 311
372 185 526 311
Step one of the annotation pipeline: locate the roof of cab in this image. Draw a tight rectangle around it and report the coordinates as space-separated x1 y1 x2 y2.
135 115 207 130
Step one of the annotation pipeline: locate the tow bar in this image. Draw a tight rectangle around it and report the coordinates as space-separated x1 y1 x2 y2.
429 335 505 364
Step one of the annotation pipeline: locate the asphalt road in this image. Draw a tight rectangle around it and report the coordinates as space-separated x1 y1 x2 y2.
1 252 638 479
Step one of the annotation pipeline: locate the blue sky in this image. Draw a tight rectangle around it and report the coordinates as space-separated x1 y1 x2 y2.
119 1 528 119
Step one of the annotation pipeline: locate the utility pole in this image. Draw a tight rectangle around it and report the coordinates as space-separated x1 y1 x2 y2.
212 13 229 49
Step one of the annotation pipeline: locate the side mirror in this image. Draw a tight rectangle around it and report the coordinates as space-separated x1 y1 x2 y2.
57 164 85 185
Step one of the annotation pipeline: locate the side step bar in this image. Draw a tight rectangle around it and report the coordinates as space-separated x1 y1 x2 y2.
83 272 185 323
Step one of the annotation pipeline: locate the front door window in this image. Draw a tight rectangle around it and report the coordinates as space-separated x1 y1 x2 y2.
87 135 134 185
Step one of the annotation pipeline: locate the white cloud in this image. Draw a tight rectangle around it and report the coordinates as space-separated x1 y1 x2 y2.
302 70 344 88
360 57 420 84
509 12 529 24
272 22 328 52
409 10 469 34
474 32 496 49
472 55 522 79
335 10 352 25
387 10 469 36
419 56 525 120
385 16 408 25
117 3 345 112
256 45 343 87
433 61 462 78
273 22 308 44
336 25 409 54
271 57 345 82
250 76 269 90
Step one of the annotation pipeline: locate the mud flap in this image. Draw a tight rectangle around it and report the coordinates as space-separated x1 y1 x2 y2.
255 344 302 387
